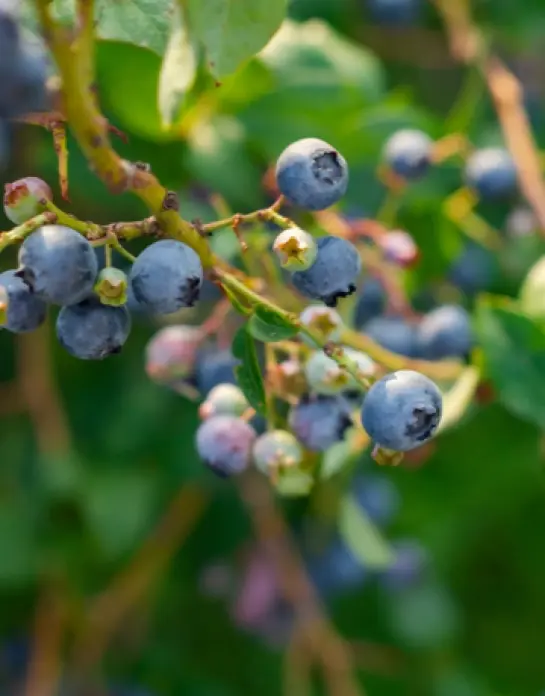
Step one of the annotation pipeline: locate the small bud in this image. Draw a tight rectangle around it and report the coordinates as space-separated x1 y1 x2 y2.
273 227 317 271
94 267 128 306
4 177 53 224
378 230 419 268
269 359 307 398
253 430 312 497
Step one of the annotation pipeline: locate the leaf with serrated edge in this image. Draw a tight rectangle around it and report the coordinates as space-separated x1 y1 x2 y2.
232 327 267 414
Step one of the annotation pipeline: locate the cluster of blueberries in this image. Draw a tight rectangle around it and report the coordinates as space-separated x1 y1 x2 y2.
0 2 49 167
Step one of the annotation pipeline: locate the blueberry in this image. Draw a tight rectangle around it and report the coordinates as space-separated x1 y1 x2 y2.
465 147 517 199
199 383 248 419
56 297 131 360
305 349 375 395
361 370 442 452
195 415 256 477
145 325 202 384
129 240 203 314
352 474 400 526
3 177 52 224
380 540 428 591
289 395 353 452
275 138 349 211
355 278 386 327
383 129 432 180
195 348 239 395
0 269 46 332
292 236 361 307
308 537 366 597
363 316 418 357
505 207 536 238
417 304 473 360
17 225 99 306
273 227 317 271
253 430 303 474
449 241 496 296
300 305 343 344
367 0 421 25
378 230 419 267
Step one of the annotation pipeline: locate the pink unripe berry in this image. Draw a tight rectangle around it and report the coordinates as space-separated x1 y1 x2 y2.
4 177 53 224
378 230 419 268
145 324 202 384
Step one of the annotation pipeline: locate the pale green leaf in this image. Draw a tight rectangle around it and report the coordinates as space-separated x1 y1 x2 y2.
339 493 394 570
187 0 287 78
158 8 197 128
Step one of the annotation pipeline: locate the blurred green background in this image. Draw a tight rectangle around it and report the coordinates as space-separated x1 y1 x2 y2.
3 0 545 694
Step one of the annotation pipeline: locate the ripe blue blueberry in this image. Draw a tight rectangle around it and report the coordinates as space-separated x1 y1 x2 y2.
17 225 98 306
129 240 203 314
291 236 361 307
199 383 249 419
195 415 256 477
352 474 400 526
273 227 317 271
56 298 131 360
363 316 418 357
383 129 432 180
195 348 239 395
417 304 473 360
0 269 46 333
300 305 343 344
3 177 52 224
465 147 517 199
361 370 442 452
289 395 353 452
308 537 366 597
449 241 496 296
275 138 348 211
355 278 386 328
367 0 420 25
146 325 202 385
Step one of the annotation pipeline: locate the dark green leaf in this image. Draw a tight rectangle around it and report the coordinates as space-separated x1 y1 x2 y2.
475 299 545 429
232 327 267 414
247 306 298 342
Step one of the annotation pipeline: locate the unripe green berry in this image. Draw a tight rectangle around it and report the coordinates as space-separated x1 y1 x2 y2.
305 348 375 395
94 267 128 306
300 305 343 344
253 429 304 474
273 227 317 271
199 383 249 420
3 177 53 224
520 255 545 322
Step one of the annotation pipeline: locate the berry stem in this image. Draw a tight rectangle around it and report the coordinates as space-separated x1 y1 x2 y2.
202 200 294 234
0 212 57 252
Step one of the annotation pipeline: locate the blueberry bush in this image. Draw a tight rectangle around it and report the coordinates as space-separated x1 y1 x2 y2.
1 0 545 694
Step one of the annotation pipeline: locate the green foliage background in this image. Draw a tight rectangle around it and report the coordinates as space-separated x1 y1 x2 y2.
2 0 545 694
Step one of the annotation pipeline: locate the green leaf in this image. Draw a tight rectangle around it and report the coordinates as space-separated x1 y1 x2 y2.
339 493 394 570
0 499 36 586
232 327 267 414
186 0 288 78
475 299 545 429
320 429 361 480
247 306 298 343
21 0 175 55
437 366 480 434
158 8 197 129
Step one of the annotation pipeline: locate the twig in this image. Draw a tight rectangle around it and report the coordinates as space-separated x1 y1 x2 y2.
23 584 68 696
71 484 207 672
238 471 364 696
34 0 212 265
